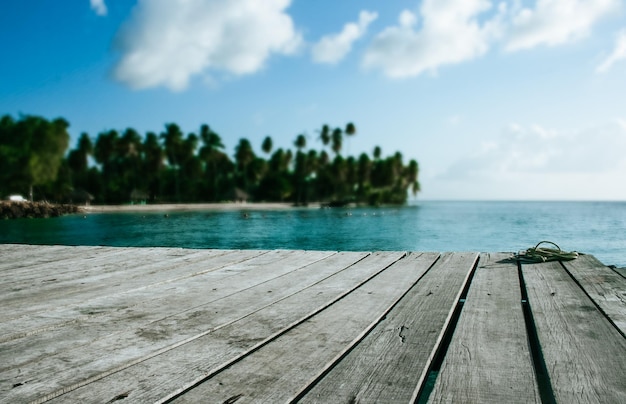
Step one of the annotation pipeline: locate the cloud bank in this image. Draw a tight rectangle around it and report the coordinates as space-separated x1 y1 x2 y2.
363 0 501 78
114 0 302 91
90 0 107 16
111 0 622 90
363 0 619 78
430 121 626 200
312 11 378 65
505 0 619 51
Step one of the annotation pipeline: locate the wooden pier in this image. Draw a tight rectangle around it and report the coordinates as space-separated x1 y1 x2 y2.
1 244 625 403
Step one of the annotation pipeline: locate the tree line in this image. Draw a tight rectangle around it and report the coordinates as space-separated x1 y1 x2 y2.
0 114 420 206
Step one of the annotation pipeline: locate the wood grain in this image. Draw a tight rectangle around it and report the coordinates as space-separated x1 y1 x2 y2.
27 252 404 403
296 252 478 404
2 245 625 404
522 260 626 403
428 253 540 403
0 249 268 339
1 249 339 403
562 254 626 335
613 266 626 278
169 252 440 404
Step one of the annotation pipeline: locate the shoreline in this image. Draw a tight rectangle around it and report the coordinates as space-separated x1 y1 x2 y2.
84 202 322 213
0 201 81 219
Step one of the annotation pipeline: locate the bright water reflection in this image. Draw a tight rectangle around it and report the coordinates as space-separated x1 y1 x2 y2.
1 201 625 266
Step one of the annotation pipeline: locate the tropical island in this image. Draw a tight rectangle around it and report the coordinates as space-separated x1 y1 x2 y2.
0 114 420 211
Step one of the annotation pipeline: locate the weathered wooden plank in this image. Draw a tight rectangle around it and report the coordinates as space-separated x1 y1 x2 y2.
0 245 142 281
295 252 478 404
427 253 540 403
522 260 626 403
1 250 375 403
561 255 626 335
0 248 295 332
4 245 623 404
0 248 268 327
42 252 409 404
0 247 231 304
0 245 98 272
0 247 210 302
170 252 445 404
613 266 626 278
0 249 336 379
0 246 222 287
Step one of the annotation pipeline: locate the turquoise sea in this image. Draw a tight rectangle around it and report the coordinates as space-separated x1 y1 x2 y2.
1 201 625 266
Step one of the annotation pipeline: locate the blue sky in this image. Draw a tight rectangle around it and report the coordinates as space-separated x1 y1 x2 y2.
1 0 626 200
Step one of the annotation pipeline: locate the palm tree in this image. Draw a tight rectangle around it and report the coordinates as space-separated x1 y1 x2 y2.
120 128 142 156
182 133 199 160
142 132 164 201
318 150 330 166
292 135 315 205
285 149 293 171
346 156 357 200
66 132 94 200
235 138 254 171
345 122 356 135
67 132 92 174
119 128 143 198
330 155 348 201
78 132 93 161
160 123 184 201
234 138 255 194
294 133 307 151
199 125 225 156
392 151 404 180
306 149 319 175
345 122 356 155
269 148 288 173
318 124 330 148
261 135 273 155
181 132 201 200
94 129 120 203
406 159 420 196
293 149 307 205
331 127 342 156
357 152 371 201
257 148 292 201
373 145 382 160
94 130 118 167
199 124 225 201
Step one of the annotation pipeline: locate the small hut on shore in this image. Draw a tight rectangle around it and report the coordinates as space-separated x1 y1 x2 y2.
130 189 149 205
231 188 249 203
69 189 94 206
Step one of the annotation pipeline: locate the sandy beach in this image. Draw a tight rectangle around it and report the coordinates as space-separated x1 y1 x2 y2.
83 202 322 213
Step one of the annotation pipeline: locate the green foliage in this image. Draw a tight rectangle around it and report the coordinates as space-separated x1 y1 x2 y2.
0 115 420 205
0 114 69 199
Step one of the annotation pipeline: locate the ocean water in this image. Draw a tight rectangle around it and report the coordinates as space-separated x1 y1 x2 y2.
1 201 625 266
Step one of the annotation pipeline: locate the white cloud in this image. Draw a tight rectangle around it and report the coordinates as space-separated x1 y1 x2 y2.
311 11 378 64
505 0 619 51
361 0 620 79
431 121 626 200
114 0 302 91
445 122 626 176
362 0 502 78
90 0 107 16
597 29 626 73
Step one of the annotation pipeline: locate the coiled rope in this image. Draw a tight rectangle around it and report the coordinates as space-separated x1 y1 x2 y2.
514 241 579 263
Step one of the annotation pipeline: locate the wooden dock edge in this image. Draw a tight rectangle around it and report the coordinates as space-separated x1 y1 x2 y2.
0 245 624 403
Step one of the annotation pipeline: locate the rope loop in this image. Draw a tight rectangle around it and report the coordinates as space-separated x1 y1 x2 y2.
514 241 579 263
